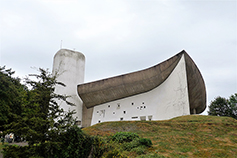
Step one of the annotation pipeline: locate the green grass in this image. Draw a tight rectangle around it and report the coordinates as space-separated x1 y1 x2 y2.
83 115 237 158
0 143 5 150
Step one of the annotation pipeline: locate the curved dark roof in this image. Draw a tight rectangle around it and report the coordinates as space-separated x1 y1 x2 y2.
77 50 206 114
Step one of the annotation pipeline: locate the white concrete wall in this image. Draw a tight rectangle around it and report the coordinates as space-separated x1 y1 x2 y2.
52 49 85 125
91 54 190 126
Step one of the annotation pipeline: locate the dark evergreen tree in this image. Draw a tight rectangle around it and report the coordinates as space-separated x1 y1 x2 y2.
208 93 237 119
228 93 237 119
0 66 26 131
4 68 76 146
2 68 106 157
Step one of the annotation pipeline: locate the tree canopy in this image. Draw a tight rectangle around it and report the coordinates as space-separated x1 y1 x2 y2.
2 67 105 157
3 68 76 146
0 66 27 131
208 93 237 119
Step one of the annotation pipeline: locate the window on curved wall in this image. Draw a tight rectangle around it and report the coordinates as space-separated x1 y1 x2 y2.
148 115 152 121
140 116 146 121
99 110 105 117
75 120 81 125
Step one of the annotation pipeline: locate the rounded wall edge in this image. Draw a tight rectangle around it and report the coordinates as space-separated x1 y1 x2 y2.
183 52 206 114
52 48 86 125
54 49 85 61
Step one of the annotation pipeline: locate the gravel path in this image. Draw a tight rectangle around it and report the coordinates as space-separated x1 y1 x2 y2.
10 142 28 146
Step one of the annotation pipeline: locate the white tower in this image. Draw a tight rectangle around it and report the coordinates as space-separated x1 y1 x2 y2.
52 49 85 126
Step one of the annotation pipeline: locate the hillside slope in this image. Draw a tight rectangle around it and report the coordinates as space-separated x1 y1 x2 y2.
83 115 237 158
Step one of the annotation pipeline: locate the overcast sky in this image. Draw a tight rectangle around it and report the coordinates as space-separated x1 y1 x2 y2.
0 0 236 115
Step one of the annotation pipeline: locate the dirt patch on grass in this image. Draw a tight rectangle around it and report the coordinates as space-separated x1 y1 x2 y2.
215 137 237 147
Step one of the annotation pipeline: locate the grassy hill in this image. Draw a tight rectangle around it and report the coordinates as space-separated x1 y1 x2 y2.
82 115 237 158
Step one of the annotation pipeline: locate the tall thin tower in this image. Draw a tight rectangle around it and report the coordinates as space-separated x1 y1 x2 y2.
52 49 85 126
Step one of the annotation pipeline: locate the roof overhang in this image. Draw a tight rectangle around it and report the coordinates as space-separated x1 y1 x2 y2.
77 50 206 114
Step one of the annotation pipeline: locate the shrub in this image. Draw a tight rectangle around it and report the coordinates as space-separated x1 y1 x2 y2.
111 132 139 143
3 126 107 158
91 136 108 158
59 126 92 158
139 138 153 147
3 145 38 158
138 153 167 158
131 146 146 155
122 138 140 151
105 149 126 158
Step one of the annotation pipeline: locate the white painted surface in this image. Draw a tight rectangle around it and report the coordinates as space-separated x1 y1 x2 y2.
91 55 190 126
52 49 85 124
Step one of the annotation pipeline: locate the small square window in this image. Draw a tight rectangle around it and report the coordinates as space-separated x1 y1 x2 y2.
120 118 123 121
148 115 152 121
144 106 146 108
97 111 99 113
113 112 115 114
98 120 101 123
75 120 81 125
108 105 110 108
140 116 146 121
142 102 145 104
131 102 134 105
123 111 126 114
117 103 120 107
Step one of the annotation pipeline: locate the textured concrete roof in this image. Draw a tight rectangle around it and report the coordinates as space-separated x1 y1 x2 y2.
77 50 206 114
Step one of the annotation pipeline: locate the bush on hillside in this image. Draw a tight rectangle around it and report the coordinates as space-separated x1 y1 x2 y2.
3 145 39 158
138 153 167 158
91 136 109 158
3 126 106 158
131 146 146 155
105 149 126 158
59 126 92 158
122 138 140 151
106 132 153 157
111 132 139 143
139 138 153 147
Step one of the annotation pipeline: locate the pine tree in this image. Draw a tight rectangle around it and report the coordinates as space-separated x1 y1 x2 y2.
4 68 76 146
208 94 237 119
0 66 26 131
228 93 237 119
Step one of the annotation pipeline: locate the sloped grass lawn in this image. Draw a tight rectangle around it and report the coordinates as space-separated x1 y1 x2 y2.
83 115 237 158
